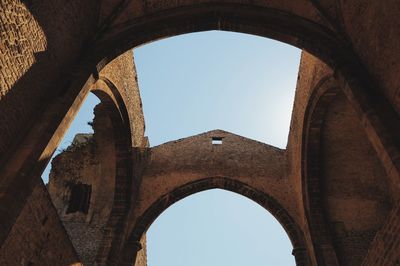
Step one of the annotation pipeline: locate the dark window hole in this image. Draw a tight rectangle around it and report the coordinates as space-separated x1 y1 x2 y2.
66 183 92 214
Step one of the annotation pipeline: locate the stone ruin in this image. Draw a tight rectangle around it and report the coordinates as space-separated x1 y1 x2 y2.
1 1 400 265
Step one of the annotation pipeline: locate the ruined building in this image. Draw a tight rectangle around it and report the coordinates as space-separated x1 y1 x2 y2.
47 104 147 266
1 1 400 265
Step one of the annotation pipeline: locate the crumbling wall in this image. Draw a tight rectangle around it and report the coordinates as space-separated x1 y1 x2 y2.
48 103 116 265
48 101 147 265
1 1 400 265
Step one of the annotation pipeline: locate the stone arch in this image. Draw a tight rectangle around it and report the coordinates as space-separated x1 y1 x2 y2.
92 2 400 209
93 77 132 140
121 177 310 266
1 2 399 259
301 75 341 265
89 81 134 264
0 0 400 251
43 76 133 264
95 2 344 70
302 75 393 265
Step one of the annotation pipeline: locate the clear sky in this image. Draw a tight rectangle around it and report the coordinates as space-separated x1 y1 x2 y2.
42 30 301 265
135 31 300 266
145 189 296 266
41 94 100 184
135 31 300 148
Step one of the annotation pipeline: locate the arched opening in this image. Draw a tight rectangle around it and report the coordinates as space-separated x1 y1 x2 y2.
42 77 134 265
95 2 343 70
122 177 308 266
121 31 302 266
1 3 400 265
45 93 107 264
302 73 394 265
146 189 295 265
135 31 300 148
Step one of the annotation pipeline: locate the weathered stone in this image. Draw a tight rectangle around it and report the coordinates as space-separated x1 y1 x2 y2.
0 1 400 265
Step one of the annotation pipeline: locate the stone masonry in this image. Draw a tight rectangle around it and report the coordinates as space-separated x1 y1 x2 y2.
1 1 400 265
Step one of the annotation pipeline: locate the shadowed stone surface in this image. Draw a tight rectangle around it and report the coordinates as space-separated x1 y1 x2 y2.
1 1 400 265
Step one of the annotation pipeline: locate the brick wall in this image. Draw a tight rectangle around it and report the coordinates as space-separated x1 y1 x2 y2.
0 0 98 161
48 103 116 265
362 200 400 265
0 182 80 265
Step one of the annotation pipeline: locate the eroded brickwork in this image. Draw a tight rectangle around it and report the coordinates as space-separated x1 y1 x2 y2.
0 0 98 162
1 1 400 265
0 0 46 98
48 104 117 265
48 102 147 265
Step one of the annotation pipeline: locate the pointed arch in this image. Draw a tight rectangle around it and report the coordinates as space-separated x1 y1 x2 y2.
120 177 310 266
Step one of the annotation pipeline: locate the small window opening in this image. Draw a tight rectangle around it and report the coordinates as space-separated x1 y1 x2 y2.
212 137 223 145
66 183 92 214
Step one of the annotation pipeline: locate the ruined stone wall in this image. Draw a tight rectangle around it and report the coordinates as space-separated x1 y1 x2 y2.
48 101 147 265
48 103 116 265
1 1 400 265
3 0 398 179
287 51 396 265
0 182 80 266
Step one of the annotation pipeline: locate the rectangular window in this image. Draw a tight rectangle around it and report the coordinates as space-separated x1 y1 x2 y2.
66 183 92 214
212 137 223 145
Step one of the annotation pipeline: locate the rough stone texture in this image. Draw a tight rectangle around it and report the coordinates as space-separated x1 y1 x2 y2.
96 50 146 148
339 0 400 112
0 0 98 163
48 101 146 265
120 130 309 265
48 102 148 266
321 93 391 265
132 130 292 222
0 181 81 266
287 52 397 265
48 103 116 265
1 1 400 265
286 52 335 265
362 200 400 266
136 235 148 266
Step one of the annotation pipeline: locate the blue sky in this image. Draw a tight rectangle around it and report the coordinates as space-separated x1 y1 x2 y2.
135 31 300 148
42 30 301 265
136 31 300 266
145 189 296 266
